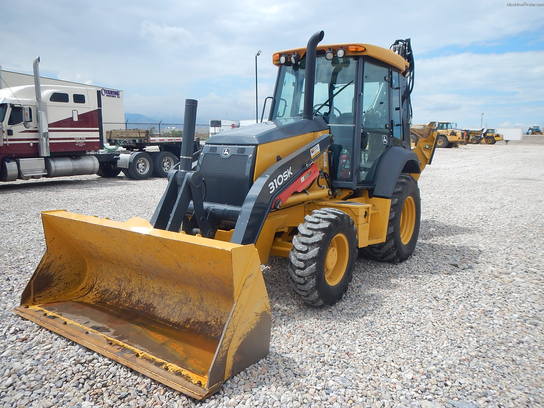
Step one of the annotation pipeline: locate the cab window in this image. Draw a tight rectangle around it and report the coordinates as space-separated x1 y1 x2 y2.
359 61 390 183
0 104 7 122
314 57 357 181
50 93 69 103
8 106 23 125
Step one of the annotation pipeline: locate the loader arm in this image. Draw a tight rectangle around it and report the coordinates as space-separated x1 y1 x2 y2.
410 122 438 179
232 134 331 245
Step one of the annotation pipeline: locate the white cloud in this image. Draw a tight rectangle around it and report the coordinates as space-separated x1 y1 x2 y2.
140 21 196 48
413 50 544 127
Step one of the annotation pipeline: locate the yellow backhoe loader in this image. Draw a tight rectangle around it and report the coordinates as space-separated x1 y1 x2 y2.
15 32 437 400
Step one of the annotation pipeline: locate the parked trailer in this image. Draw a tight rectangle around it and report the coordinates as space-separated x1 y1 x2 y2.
0 58 196 183
106 129 200 178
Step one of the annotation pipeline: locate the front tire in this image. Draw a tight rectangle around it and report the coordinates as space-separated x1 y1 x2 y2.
288 208 357 307
436 135 449 148
360 175 421 263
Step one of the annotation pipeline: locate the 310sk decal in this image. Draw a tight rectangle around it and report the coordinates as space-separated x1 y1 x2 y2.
268 167 293 194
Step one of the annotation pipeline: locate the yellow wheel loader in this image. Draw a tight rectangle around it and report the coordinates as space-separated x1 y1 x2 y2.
465 128 502 144
15 32 437 400
466 128 484 144
483 129 502 144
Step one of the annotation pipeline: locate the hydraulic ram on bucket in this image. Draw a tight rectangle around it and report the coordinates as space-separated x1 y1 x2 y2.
14 100 271 400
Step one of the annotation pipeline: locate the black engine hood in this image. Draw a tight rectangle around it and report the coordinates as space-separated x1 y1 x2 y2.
206 118 328 146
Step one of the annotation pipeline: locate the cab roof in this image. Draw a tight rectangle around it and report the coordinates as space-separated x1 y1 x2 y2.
0 85 94 104
272 43 409 73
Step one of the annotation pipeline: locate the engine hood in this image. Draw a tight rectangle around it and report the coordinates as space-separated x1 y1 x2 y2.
206 118 328 146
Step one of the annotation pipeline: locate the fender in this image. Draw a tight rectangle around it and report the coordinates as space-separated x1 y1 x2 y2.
372 146 420 198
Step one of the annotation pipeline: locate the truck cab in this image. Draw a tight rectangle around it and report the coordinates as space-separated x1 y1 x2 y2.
0 85 105 181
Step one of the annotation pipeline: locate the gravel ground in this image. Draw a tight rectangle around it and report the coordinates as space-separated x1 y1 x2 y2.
0 143 542 408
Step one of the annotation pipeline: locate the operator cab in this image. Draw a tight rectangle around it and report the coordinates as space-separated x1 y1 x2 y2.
269 42 414 189
436 122 456 130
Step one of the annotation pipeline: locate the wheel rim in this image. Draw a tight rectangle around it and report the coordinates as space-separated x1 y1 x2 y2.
437 137 446 147
136 157 150 174
161 156 174 172
400 196 416 245
324 233 349 286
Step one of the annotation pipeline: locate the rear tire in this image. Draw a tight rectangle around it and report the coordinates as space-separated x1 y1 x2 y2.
122 152 154 180
97 161 121 178
153 151 178 177
360 175 421 263
436 135 449 148
288 208 357 307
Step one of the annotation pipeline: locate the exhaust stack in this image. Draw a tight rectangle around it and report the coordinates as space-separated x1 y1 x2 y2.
302 30 325 120
33 57 50 157
180 99 197 171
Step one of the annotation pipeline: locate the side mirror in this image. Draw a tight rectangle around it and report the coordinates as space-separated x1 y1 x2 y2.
23 107 32 128
260 96 274 122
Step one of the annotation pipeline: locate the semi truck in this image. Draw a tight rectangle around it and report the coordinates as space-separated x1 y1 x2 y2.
0 58 196 183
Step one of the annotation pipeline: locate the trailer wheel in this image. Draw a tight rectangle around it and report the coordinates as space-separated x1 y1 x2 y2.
360 175 421 263
288 208 357 307
97 161 121 178
153 151 178 178
122 152 154 180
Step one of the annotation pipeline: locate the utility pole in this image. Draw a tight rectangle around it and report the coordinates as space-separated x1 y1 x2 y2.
480 113 484 128
255 50 261 123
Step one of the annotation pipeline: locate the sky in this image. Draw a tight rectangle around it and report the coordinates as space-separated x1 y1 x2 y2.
1 0 543 128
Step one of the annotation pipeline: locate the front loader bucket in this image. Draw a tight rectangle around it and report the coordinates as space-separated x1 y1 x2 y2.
14 211 271 400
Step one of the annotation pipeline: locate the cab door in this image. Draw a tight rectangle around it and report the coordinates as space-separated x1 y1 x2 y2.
358 60 391 184
8 105 40 155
